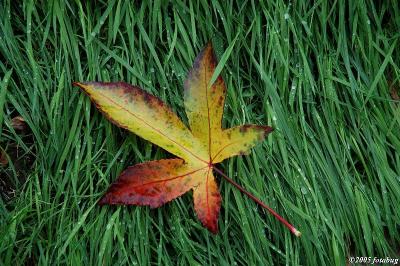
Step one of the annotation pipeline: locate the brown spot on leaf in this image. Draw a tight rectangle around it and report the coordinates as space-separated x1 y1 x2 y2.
143 93 152 105
239 125 251 133
217 96 224 106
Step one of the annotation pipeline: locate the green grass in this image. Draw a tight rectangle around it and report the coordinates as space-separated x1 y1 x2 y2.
1 0 399 265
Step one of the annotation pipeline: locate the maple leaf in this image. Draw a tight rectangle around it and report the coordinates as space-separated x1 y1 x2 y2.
73 43 300 236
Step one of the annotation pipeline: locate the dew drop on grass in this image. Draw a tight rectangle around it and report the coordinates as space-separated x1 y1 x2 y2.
91 32 96 37
284 13 290 20
297 167 302 173
150 67 155 73
300 187 308 194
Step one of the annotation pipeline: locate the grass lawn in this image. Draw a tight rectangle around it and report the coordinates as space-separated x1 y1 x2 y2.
1 0 399 265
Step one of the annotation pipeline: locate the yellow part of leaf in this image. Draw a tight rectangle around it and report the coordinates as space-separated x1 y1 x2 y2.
183 43 272 163
184 43 226 158
74 82 208 164
212 125 273 163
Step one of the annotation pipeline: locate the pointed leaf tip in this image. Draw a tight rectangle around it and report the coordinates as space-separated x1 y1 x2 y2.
73 81 89 91
263 126 274 136
98 197 107 206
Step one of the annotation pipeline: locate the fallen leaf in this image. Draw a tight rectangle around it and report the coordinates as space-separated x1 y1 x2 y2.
390 83 399 102
74 43 300 235
0 149 8 166
11 116 26 131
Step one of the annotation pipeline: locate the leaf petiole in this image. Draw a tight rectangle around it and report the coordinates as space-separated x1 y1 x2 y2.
213 166 301 237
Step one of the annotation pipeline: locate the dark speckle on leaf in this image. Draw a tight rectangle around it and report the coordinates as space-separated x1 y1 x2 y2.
240 125 251 134
143 93 152 104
